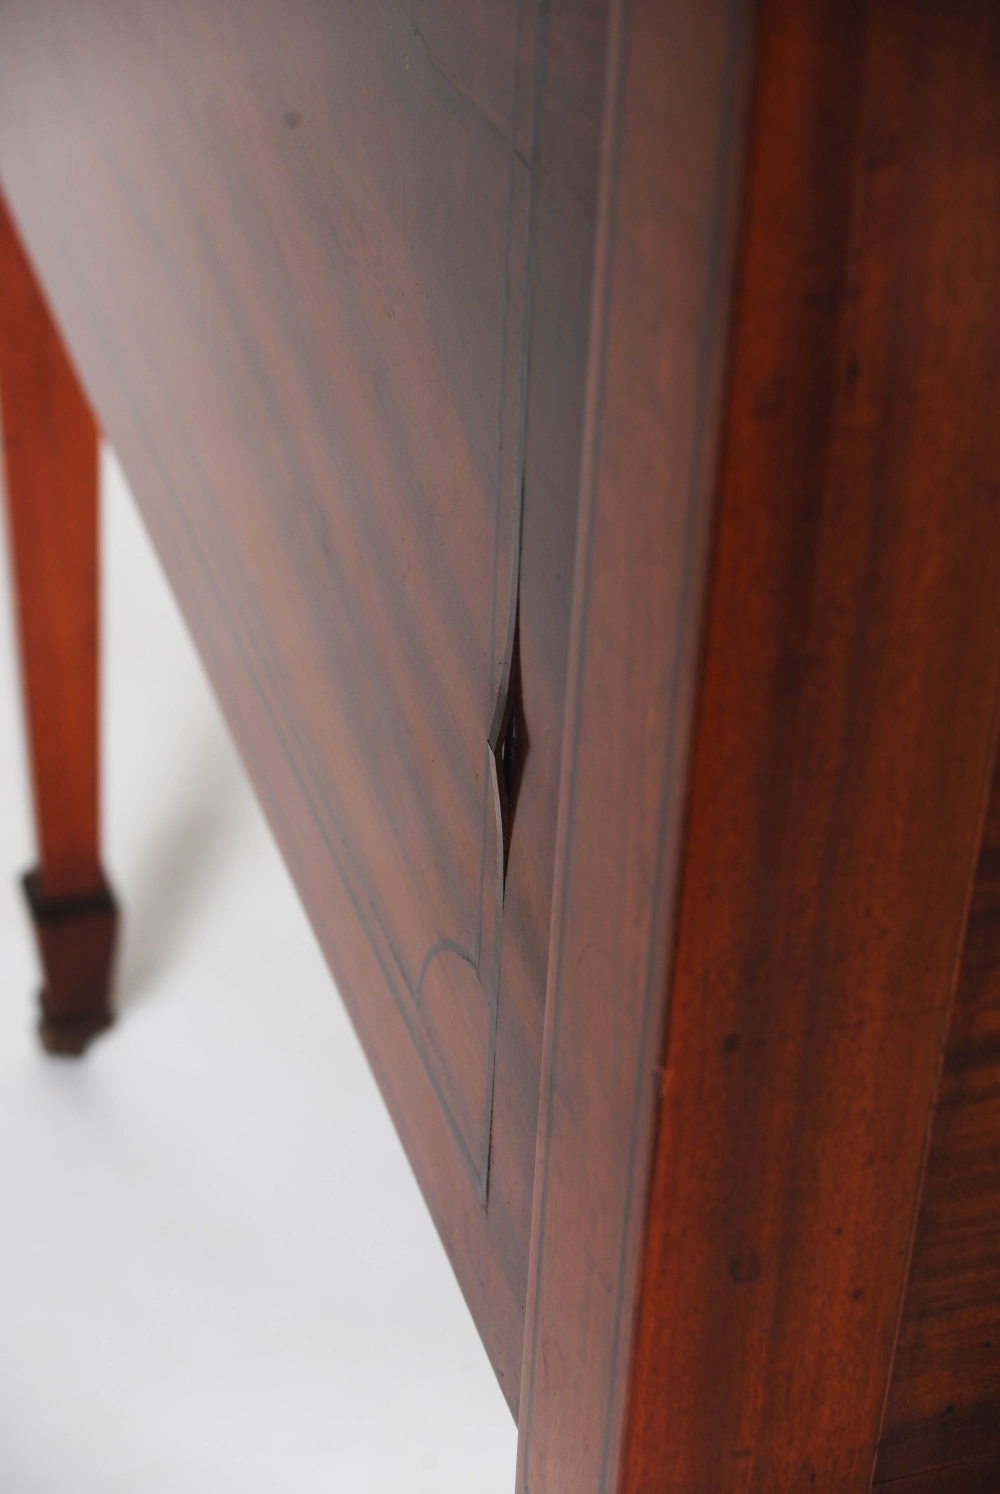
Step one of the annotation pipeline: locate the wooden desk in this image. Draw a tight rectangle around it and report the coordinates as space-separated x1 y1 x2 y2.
1 3 998 1488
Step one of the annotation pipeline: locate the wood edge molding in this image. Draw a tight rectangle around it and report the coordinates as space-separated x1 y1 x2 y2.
518 0 1000 1488
515 1 758 1487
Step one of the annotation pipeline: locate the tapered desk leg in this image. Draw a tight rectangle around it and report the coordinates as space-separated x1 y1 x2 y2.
0 191 117 1055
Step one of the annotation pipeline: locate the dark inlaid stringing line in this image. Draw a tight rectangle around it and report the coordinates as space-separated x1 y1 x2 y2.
47 192 488 1195
475 0 542 980
477 0 554 1205
48 12 550 1203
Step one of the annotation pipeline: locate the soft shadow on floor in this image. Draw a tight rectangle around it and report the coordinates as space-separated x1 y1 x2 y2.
114 726 249 1011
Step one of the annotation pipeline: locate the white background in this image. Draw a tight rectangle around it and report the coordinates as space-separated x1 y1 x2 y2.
0 449 517 1492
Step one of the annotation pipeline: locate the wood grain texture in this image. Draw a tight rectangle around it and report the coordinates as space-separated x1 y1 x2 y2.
0 1 608 1405
618 1 1000 1490
0 189 102 900
4 4 999 1482
516 1 757 1487
874 756 1000 1489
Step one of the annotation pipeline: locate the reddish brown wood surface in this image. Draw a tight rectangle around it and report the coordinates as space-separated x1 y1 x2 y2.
0 190 102 900
3 3 999 1484
0 186 119 1051
0 189 117 1049
520 0 1000 1490
618 1 1000 1490
0 0 610 1404
517 0 756 1487
874 755 1000 1491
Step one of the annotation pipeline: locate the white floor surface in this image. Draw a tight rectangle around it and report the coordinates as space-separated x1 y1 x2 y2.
0 449 518 1493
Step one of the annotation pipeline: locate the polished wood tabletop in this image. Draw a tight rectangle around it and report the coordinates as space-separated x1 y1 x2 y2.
1 3 998 1489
